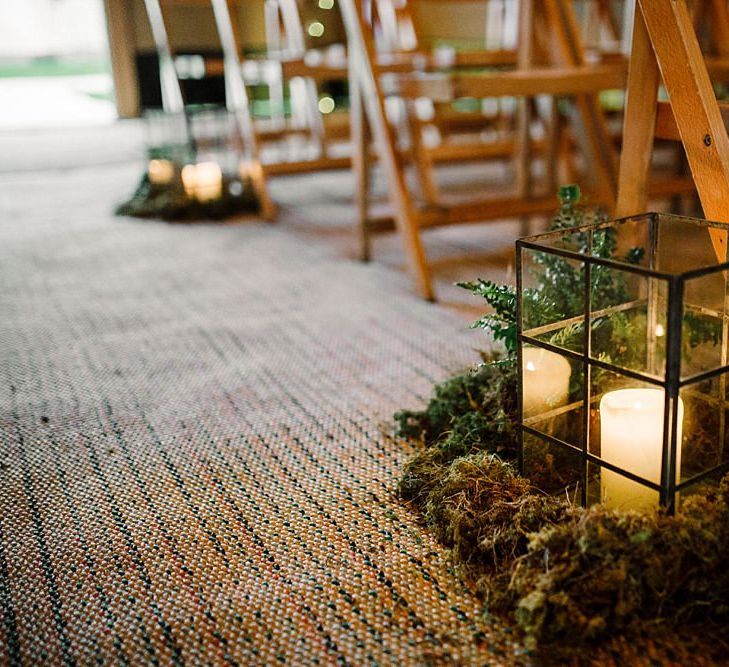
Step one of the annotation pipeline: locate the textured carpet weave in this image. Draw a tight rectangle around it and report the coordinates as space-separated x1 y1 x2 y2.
0 165 523 665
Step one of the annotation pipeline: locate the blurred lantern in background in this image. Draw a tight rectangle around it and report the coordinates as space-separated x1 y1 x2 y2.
116 105 260 221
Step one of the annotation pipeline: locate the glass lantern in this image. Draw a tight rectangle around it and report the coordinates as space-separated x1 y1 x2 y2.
116 105 260 220
517 212 729 513
143 106 245 180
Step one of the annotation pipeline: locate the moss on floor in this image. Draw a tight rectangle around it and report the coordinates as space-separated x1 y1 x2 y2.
396 358 729 664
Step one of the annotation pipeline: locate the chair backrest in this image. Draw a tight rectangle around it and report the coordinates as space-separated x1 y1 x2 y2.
373 0 518 54
264 0 347 56
573 0 632 57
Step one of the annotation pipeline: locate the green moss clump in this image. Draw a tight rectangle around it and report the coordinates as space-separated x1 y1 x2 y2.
116 173 260 221
399 445 458 506
395 187 729 660
422 453 572 572
396 361 729 660
396 359 520 510
510 479 729 650
394 359 518 460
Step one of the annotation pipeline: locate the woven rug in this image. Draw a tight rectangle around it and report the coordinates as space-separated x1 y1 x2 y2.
0 163 527 665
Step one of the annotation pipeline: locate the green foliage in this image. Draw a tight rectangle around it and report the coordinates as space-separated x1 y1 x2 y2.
394 358 518 459
422 453 572 572
116 173 260 221
684 311 722 350
457 281 519 353
396 186 729 661
458 185 645 358
510 479 729 652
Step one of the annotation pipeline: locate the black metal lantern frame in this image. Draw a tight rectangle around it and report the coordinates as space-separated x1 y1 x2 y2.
516 212 729 513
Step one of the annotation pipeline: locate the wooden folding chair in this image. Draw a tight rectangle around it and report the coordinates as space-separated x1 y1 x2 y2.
372 0 530 173
381 0 628 212
617 0 729 249
144 0 275 218
585 0 729 205
212 0 352 174
342 0 625 300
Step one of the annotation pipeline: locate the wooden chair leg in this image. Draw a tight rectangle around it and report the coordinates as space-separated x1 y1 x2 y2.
541 0 619 208
212 0 276 220
406 101 440 206
249 159 277 221
143 0 185 114
615 6 660 217
341 0 434 300
542 96 561 197
515 96 533 237
350 73 372 262
639 0 729 259
617 0 729 259
516 0 535 236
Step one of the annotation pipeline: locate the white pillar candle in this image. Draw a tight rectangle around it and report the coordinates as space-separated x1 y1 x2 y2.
181 162 223 202
522 347 571 418
600 388 683 511
147 158 175 185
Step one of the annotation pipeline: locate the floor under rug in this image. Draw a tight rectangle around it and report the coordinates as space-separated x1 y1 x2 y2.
0 153 531 664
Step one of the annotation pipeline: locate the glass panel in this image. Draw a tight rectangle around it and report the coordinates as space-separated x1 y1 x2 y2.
522 346 584 447
523 432 582 498
144 110 193 164
589 268 668 379
187 107 240 174
586 461 603 506
678 468 729 509
655 214 729 275
591 461 660 512
523 213 653 271
682 270 727 379
679 374 729 484
590 217 652 268
521 247 585 354
522 214 729 278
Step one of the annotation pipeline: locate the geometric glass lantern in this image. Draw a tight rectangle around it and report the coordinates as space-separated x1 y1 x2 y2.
116 106 260 220
144 105 245 178
517 212 729 513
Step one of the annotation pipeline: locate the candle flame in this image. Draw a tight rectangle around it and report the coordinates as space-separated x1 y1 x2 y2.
525 361 536 372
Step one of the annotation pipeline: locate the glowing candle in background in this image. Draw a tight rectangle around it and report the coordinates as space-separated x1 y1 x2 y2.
522 347 572 418
148 159 175 185
181 162 223 202
600 388 684 511
181 164 197 199
238 160 251 181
